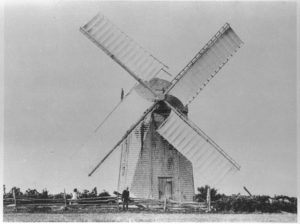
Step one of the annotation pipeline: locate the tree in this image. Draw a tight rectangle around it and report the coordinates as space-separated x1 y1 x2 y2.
25 188 40 197
90 187 97 197
79 188 99 198
41 189 48 199
11 187 23 197
194 185 223 202
81 189 90 198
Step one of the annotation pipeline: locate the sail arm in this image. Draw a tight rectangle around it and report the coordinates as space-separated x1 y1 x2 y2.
165 23 243 106
156 104 240 185
80 27 158 98
93 83 149 133
88 102 158 176
162 103 240 170
80 12 168 83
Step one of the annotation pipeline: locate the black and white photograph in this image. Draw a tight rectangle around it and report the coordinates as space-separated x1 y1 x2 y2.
1 0 298 222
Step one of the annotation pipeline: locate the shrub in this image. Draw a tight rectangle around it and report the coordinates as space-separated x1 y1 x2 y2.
213 195 297 213
99 190 110 197
195 185 223 202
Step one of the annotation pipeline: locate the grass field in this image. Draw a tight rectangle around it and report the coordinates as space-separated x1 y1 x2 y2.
3 212 297 222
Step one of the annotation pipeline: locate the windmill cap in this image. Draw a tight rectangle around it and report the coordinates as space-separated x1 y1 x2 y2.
134 77 188 114
134 78 171 101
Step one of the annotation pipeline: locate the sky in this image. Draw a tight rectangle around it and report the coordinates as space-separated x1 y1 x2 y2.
2 1 297 197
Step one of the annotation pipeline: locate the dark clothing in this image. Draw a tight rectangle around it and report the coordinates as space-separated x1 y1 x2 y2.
122 189 130 210
122 190 129 200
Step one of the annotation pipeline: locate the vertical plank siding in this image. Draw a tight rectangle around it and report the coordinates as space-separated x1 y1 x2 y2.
119 112 194 201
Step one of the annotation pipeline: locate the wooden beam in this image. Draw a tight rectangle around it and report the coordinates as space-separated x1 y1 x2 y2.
243 186 252 196
80 27 159 100
88 103 158 177
164 101 240 170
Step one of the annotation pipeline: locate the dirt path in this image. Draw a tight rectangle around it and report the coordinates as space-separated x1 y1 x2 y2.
3 212 297 222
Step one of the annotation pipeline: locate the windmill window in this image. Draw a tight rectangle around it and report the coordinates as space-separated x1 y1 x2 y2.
122 166 125 176
167 157 174 170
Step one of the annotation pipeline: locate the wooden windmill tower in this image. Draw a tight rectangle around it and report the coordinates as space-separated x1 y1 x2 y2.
80 11 243 202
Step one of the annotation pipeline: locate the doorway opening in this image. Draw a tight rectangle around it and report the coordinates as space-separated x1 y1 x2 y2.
158 177 173 199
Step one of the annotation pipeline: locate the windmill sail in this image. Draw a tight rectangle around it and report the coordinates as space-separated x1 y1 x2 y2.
88 89 155 176
80 12 168 82
157 109 240 186
118 116 151 192
166 23 243 106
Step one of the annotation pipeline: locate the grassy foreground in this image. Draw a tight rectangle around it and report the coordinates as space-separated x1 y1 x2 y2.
3 212 297 222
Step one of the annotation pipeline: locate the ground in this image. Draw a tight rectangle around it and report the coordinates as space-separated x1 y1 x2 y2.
3 212 297 222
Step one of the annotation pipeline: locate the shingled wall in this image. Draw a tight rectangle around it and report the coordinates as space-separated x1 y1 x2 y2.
118 113 194 202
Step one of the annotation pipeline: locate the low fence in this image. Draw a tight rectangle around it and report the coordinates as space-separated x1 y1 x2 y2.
4 194 208 212
131 197 208 211
4 195 118 204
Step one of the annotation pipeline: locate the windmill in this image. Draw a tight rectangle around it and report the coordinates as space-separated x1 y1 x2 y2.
80 11 243 201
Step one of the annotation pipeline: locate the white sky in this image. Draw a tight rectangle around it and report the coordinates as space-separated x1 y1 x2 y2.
3 1 297 197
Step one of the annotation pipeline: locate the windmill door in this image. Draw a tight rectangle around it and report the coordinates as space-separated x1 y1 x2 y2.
158 177 173 199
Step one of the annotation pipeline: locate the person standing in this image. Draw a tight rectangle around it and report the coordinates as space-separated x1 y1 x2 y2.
122 187 130 211
71 188 79 205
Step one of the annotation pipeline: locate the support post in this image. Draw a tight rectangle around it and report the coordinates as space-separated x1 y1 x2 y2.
243 186 252 196
206 186 211 212
12 188 17 209
63 189 67 207
116 196 119 211
163 197 167 212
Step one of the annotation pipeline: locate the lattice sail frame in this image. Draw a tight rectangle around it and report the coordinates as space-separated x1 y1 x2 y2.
157 109 240 187
166 23 243 106
80 12 168 82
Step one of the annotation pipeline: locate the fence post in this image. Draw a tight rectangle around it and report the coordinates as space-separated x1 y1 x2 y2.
206 186 211 212
64 189 67 207
163 197 167 212
116 196 119 211
12 188 17 210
